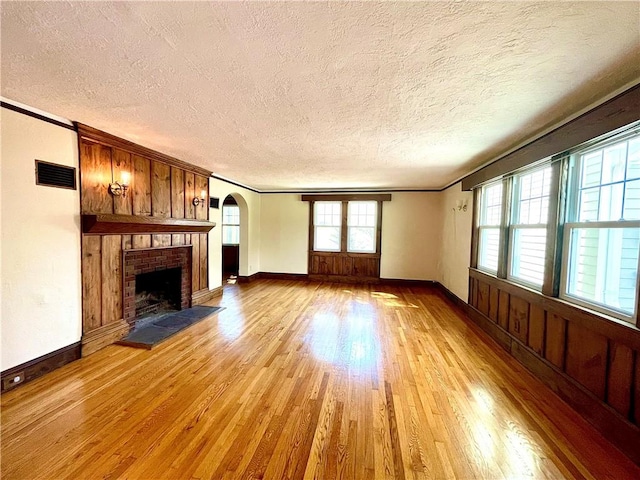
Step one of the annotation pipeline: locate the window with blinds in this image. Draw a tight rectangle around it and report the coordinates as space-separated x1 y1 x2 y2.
477 182 503 273
508 165 552 287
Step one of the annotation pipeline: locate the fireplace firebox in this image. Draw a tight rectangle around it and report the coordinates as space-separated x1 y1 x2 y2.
123 247 192 327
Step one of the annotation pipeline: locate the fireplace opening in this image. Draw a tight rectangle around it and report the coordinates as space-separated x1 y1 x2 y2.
135 267 182 319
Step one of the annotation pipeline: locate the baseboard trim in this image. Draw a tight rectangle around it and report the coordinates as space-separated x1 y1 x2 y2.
1 342 81 393
237 273 261 283
260 272 310 281
82 320 130 357
436 282 640 467
192 287 223 305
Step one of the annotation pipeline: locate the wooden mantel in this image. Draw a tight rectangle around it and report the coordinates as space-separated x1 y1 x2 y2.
82 214 216 234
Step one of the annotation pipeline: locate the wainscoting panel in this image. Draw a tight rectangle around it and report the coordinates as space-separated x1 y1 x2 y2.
467 268 640 464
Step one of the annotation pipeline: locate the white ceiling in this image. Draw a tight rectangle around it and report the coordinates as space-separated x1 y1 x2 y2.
2 1 639 191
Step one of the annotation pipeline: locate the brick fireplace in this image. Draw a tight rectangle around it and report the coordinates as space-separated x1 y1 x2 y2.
123 247 192 327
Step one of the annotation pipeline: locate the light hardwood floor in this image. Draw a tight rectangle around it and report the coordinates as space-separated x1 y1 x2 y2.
1 280 638 479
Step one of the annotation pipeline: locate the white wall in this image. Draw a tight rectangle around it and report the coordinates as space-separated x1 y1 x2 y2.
438 182 473 301
259 194 308 274
1 107 82 371
208 178 261 288
380 192 443 280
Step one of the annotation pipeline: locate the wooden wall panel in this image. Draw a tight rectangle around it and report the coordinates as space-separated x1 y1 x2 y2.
528 305 546 356
132 155 151 216
79 126 214 357
185 172 196 219
101 236 122 326
565 323 608 399
466 269 640 461
488 285 499 323
152 161 171 218
112 149 132 215
172 234 185 246
634 357 640 424
477 281 490 316
195 175 209 221
171 167 185 219
122 235 132 251
82 236 102 332
199 234 208 290
508 296 529 344
469 278 477 309
497 290 509 330
132 235 152 249
545 313 566 370
192 235 200 292
606 343 634 417
80 141 112 214
152 234 172 248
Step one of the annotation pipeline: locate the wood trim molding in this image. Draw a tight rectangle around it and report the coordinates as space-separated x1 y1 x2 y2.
81 320 130 357
301 193 392 202
461 84 640 190
1 342 82 393
237 273 261 283
469 268 640 351
1 101 76 131
82 214 216 234
76 123 212 177
192 287 223 305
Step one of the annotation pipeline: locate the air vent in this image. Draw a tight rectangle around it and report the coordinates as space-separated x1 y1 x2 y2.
209 197 220 209
35 160 76 190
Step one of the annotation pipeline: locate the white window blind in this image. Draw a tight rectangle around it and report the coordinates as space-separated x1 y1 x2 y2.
478 182 503 273
509 165 552 287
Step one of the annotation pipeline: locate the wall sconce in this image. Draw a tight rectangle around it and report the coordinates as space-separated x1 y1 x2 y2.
109 171 130 198
455 199 468 212
193 189 207 207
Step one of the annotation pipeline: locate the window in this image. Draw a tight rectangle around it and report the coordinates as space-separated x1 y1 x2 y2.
222 205 240 245
508 165 552 287
472 126 640 324
562 133 640 319
314 201 342 251
348 201 377 253
477 181 503 273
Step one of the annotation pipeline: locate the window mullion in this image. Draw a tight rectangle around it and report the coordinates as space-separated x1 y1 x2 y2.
542 159 564 296
497 177 512 278
341 201 348 252
470 188 480 269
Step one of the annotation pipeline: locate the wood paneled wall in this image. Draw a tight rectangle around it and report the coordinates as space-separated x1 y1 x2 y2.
78 125 212 356
468 268 640 464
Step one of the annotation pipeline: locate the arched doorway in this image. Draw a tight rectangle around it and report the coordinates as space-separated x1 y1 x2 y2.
221 193 249 284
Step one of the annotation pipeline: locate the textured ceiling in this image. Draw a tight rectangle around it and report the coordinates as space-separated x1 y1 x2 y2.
2 2 639 191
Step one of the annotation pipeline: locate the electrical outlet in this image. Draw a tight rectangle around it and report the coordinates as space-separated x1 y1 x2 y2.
2 371 25 391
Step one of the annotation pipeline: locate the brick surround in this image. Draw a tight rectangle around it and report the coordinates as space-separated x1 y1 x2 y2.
123 246 192 326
